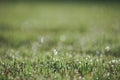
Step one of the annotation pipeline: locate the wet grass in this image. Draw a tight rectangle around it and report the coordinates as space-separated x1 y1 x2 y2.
0 2 120 80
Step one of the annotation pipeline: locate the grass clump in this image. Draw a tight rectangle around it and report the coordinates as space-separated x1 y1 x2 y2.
0 2 120 80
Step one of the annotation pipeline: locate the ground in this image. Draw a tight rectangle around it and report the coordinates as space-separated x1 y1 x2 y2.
0 2 120 80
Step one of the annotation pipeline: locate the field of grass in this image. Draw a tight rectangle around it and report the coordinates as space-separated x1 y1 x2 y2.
0 2 120 80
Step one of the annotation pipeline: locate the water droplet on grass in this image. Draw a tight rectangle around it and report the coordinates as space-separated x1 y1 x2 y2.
53 49 58 55
40 37 44 43
105 46 110 52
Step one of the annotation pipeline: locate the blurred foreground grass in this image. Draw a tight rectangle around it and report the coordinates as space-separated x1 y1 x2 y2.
0 2 120 80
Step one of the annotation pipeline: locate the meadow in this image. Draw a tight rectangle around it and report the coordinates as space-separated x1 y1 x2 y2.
0 2 120 80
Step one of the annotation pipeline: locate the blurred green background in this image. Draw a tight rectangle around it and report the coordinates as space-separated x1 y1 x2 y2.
0 1 120 56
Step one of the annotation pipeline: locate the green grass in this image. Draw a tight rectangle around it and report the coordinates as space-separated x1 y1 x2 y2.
0 2 120 80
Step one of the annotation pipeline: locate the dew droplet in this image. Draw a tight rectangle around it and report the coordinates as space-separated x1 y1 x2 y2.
41 37 44 43
53 49 58 55
105 46 110 51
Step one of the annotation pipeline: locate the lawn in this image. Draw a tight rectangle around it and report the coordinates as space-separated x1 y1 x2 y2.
0 2 120 80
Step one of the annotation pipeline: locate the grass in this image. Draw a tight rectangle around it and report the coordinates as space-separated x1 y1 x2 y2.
0 2 120 80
